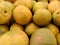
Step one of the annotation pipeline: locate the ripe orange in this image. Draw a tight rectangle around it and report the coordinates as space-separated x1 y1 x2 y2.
13 5 32 25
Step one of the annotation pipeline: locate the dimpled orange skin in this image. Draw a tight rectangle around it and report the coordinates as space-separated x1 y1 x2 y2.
13 5 32 25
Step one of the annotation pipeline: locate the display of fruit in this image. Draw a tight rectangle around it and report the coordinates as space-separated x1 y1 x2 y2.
30 28 57 45
0 25 8 35
46 23 59 36
14 0 33 9
0 0 60 45
52 9 60 26
33 9 51 26
25 22 39 36
48 1 60 13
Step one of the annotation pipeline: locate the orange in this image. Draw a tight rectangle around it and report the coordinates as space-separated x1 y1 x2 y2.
0 1 13 24
13 5 32 25
10 23 24 32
